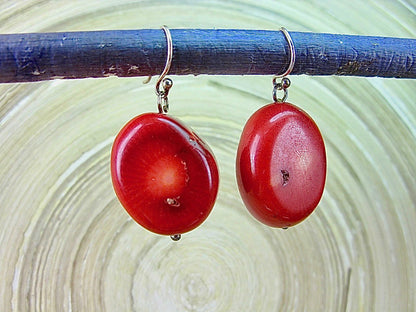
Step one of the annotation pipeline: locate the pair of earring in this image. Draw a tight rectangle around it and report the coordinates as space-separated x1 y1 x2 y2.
111 27 326 241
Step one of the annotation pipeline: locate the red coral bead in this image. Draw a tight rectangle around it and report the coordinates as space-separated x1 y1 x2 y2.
236 102 326 228
111 113 219 236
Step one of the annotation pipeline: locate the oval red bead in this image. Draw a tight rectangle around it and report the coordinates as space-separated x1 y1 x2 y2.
236 102 326 228
111 113 219 236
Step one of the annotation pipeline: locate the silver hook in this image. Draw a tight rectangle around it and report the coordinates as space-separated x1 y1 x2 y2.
273 27 296 103
156 25 173 113
274 27 296 79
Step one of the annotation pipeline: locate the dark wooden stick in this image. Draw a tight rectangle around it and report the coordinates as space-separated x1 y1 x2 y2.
0 29 415 83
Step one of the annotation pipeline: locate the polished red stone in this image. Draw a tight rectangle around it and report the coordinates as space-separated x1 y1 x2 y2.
111 113 219 235
236 102 326 228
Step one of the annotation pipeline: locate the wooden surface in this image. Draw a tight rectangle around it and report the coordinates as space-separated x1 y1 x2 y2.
0 29 415 83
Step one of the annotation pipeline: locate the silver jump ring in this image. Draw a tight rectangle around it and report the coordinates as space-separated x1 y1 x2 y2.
273 77 291 103
273 27 295 103
156 25 173 113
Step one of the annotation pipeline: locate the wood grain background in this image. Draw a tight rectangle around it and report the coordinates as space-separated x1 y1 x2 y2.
0 1 415 311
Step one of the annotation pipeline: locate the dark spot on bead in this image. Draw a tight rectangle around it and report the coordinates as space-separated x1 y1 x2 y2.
165 197 181 207
281 170 290 186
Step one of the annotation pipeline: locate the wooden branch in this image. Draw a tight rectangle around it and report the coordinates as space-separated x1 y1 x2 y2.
0 29 415 83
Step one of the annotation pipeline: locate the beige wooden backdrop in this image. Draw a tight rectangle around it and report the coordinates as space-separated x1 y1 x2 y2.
0 1 415 311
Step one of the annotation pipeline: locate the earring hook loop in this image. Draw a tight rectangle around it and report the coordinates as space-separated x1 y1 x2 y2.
274 27 296 79
156 25 173 113
273 27 295 103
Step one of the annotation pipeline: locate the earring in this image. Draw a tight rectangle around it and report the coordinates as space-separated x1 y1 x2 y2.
236 28 326 229
111 26 219 241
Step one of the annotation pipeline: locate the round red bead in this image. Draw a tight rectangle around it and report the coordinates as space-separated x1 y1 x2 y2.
236 102 326 228
111 113 219 236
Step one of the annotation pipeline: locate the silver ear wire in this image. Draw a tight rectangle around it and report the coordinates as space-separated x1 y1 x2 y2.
274 27 296 79
273 27 296 103
156 25 173 113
